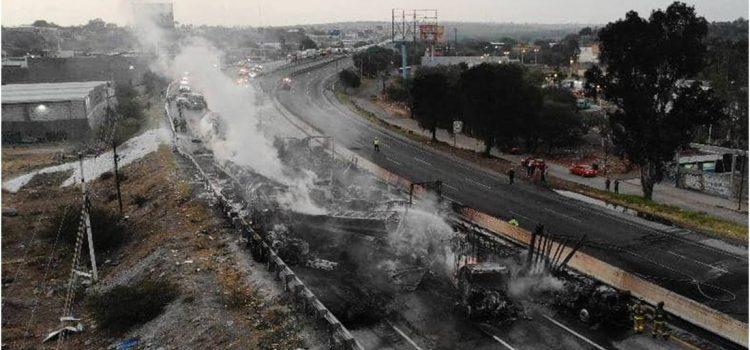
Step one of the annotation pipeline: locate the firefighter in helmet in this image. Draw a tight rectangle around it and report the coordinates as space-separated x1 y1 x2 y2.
632 298 646 333
652 301 668 339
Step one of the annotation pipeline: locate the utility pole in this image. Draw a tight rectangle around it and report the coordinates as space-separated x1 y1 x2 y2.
112 141 123 215
79 154 98 282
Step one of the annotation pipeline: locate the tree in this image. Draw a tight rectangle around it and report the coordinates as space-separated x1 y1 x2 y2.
115 83 143 120
700 30 748 148
298 36 317 50
84 18 107 32
338 68 361 88
595 2 726 199
410 67 456 141
459 63 541 155
352 46 398 77
583 65 603 99
579 27 593 36
537 88 585 153
32 19 58 28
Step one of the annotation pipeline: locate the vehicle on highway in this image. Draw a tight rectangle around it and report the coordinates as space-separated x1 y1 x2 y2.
176 93 207 110
569 164 598 177
281 77 292 90
457 262 519 321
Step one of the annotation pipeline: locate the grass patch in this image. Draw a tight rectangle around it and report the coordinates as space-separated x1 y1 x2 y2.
554 179 748 241
87 280 178 331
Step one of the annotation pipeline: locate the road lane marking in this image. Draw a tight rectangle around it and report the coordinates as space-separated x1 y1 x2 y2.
388 323 424 350
544 208 582 223
542 315 607 350
476 327 516 350
386 157 401 165
414 157 432 166
444 183 458 191
464 177 492 190
666 250 730 274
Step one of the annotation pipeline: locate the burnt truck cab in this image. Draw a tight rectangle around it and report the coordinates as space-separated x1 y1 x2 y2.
457 262 514 320
553 275 632 329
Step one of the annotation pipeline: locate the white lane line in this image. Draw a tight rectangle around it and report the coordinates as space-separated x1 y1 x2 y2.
667 250 730 274
444 183 458 191
476 327 516 350
542 315 607 350
544 208 582 223
414 157 432 166
386 157 402 165
488 334 516 350
389 323 424 350
464 177 492 190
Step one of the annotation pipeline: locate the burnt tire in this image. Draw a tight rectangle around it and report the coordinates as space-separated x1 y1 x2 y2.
578 308 590 323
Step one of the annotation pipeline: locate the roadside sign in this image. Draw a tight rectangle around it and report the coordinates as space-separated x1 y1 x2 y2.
453 120 463 134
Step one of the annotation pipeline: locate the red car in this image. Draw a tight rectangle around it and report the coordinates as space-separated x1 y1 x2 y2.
569 164 598 177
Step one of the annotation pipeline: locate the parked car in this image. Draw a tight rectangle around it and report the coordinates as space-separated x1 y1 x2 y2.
569 164 598 177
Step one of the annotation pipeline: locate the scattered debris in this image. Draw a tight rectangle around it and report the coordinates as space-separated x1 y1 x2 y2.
42 322 84 343
306 258 338 271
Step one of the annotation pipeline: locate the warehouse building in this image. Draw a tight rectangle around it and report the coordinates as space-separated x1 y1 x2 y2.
1 81 113 143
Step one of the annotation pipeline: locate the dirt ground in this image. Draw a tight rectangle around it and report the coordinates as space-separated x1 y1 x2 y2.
2 144 325 349
1 143 73 179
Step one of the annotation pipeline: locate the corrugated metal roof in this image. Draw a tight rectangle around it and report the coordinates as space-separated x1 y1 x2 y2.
2 81 108 104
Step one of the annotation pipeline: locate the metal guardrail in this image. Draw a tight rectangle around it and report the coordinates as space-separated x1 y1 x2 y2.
163 97 364 350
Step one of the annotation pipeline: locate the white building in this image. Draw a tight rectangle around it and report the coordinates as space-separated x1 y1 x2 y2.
2 81 113 142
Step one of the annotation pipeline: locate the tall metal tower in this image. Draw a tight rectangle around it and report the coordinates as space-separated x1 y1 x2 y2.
391 9 438 79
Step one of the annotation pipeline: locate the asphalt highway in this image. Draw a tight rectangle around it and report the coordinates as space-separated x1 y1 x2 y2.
263 57 748 326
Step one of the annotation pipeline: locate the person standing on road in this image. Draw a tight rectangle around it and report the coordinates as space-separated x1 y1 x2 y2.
527 160 535 177
605 178 611 191
508 168 515 185
652 302 669 339
373 137 380 152
632 298 646 333
614 179 620 194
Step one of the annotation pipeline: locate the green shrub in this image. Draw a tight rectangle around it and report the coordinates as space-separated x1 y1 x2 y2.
87 280 178 331
385 78 411 103
339 68 361 88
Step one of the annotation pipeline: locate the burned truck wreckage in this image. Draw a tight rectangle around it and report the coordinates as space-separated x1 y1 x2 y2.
178 105 638 345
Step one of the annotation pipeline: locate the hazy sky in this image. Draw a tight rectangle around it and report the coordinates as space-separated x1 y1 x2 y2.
2 0 747 27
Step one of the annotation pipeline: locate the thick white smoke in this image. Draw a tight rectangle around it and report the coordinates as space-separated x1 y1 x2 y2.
388 195 456 275
132 11 324 214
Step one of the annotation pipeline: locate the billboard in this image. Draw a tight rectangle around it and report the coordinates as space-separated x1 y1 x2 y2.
419 24 445 43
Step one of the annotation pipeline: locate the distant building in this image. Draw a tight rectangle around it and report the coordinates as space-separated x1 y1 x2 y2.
578 44 600 64
1 81 113 143
132 2 174 29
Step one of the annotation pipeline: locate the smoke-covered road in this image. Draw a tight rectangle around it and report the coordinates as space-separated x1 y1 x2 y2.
264 57 748 331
